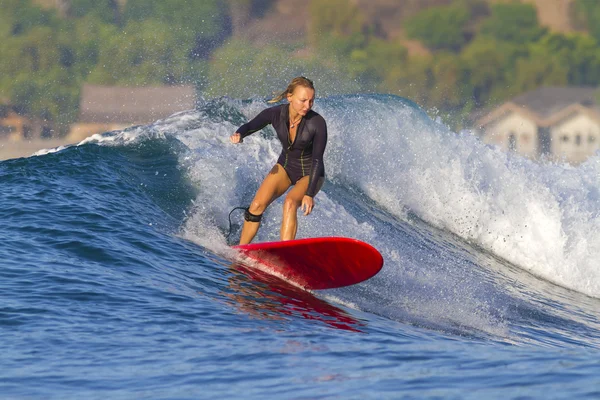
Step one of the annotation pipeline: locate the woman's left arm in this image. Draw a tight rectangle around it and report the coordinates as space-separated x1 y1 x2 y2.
302 116 328 215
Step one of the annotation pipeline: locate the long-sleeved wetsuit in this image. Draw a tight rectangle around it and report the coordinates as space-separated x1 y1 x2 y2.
236 104 327 197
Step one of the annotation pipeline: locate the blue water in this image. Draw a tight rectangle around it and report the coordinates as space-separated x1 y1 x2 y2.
2 95 600 399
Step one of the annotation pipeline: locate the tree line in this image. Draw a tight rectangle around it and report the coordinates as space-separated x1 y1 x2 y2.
2 0 600 133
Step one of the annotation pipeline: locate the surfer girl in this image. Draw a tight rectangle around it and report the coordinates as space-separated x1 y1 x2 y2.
230 76 327 244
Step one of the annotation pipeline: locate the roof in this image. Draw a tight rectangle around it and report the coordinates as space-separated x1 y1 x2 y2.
511 86 599 118
475 86 600 128
79 84 196 124
474 101 543 128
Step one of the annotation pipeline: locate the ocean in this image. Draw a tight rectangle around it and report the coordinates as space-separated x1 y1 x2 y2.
1 94 599 399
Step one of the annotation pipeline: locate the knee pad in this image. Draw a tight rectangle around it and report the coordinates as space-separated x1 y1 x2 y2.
244 208 262 223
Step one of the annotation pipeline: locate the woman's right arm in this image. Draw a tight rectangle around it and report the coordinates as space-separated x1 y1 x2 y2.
230 107 275 144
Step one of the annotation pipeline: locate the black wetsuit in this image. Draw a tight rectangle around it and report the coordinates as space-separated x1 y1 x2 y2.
236 104 327 197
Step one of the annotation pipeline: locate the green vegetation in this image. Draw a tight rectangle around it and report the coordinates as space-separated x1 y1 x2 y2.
479 2 547 44
574 0 600 43
0 0 226 133
404 2 471 51
2 0 600 132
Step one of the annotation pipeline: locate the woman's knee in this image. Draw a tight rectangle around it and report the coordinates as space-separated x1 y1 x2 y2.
248 200 267 215
282 196 301 214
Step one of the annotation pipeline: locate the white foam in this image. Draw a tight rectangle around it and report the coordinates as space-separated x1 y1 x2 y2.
32 145 70 157
318 95 600 298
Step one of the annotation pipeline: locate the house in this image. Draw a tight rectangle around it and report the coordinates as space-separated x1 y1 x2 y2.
68 84 197 141
475 87 600 164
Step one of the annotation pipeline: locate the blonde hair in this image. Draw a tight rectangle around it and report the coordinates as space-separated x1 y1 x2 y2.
268 76 315 103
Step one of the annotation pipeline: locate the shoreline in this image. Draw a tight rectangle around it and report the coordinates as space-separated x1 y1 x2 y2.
0 138 78 161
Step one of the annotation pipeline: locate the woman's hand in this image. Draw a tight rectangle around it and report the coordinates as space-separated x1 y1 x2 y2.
230 133 243 144
301 195 314 216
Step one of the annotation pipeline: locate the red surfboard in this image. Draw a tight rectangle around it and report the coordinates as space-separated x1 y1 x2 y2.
234 237 383 290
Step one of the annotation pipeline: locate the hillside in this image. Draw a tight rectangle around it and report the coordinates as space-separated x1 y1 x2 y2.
521 0 576 32
229 0 579 57
239 0 576 38
6 0 596 133
32 0 581 54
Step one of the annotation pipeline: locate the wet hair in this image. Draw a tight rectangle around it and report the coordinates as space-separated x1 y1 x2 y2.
268 76 315 103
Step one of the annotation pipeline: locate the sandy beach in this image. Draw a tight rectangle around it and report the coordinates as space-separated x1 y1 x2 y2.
0 138 78 161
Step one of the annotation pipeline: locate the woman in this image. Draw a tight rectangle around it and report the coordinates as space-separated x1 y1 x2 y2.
230 76 327 245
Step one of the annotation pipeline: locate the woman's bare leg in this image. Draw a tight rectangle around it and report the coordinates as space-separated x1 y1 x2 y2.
280 176 325 240
239 164 291 245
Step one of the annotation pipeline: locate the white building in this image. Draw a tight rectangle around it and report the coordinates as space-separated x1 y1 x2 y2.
475 87 600 164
